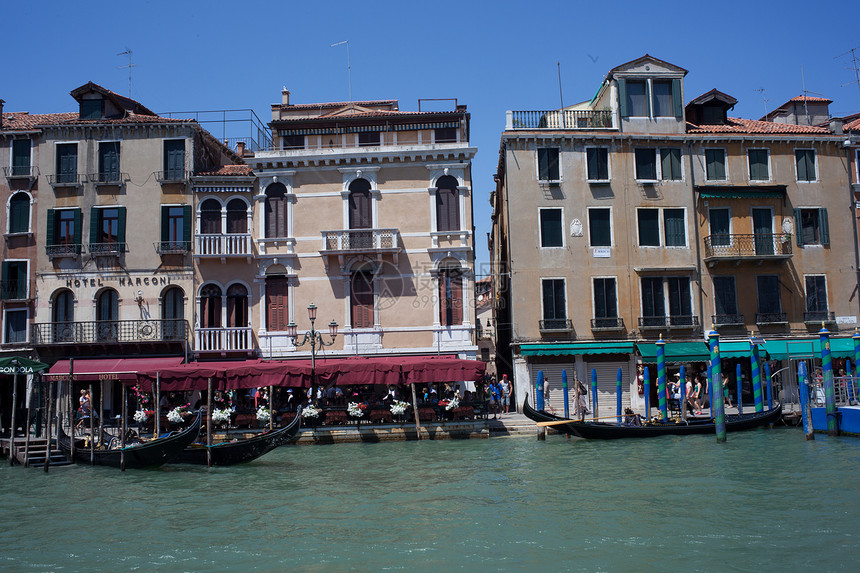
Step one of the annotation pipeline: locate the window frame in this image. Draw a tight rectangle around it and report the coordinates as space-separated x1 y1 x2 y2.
97 140 121 182
795 207 829 247
704 148 728 181
539 207 564 248
2 308 29 345
435 175 460 233
592 277 619 321
707 207 732 247
358 131 381 147
536 147 561 183
660 147 683 181
11 139 31 176
587 207 612 247
755 275 782 315
625 79 649 118
637 208 660 247
1 259 29 300
7 191 31 235
804 274 828 313
634 148 658 182
795 148 817 182
439 267 464 327
712 275 739 316
162 139 186 179
55 142 78 183
585 146 610 182
540 277 568 322
747 148 771 182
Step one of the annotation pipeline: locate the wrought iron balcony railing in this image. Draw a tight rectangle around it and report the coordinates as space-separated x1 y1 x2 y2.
154 241 191 255
48 173 83 187
31 319 190 345
155 170 190 183
0 279 31 300
87 242 127 256
639 315 700 328
803 311 835 324
195 327 253 352
591 317 625 330
704 234 792 260
321 228 400 253
4 165 37 179
46 243 82 259
88 172 127 185
756 312 788 325
539 319 573 332
195 233 252 257
508 109 614 130
713 314 745 326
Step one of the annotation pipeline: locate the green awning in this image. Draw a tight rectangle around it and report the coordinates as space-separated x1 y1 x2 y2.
636 342 710 364
521 341 635 357
696 185 786 199
0 356 49 375
763 338 858 360
718 341 755 359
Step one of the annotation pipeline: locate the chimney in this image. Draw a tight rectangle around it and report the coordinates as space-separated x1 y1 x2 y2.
281 87 290 106
829 117 843 135
236 141 246 156
0 99 4 130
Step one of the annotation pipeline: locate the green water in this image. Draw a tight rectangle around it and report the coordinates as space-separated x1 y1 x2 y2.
2 428 859 572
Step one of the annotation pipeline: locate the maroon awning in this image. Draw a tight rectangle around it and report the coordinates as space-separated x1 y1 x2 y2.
226 360 313 389
46 357 185 382
136 361 240 392
398 356 486 385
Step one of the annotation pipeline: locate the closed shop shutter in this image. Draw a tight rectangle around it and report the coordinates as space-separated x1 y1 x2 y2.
531 362 575 415
585 360 632 417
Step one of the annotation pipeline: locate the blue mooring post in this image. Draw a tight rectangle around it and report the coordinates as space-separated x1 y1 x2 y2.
853 328 860 402
644 366 651 420
680 365 687 421
736 363 743 413
657 338 667 422
536 371 545 412
819 326 838 436
708 330 727 443
616 367 623 424
798 361 814 440
847 360 855 404
591 369 598 421
765 362 773 410
751 340 763 413
562 369 569 419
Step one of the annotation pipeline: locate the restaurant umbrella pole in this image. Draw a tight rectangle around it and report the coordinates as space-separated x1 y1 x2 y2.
798 361 814 440
736 363 743 415
269 385 274 431
88 382 94 465
562 369 569 419
43 378 53 473
207 377 213 467
24 375 32 467
591 369 598 421
680 365 687 422
616 367 622 424
68 358 75 463
819 325 838 436
536 371 546 440
708 329 727 443
410 383 422 440
8 371 18 465
98 380 104 447
643 367 650 420
657 337 667 422
120 383 127 471
155 373 161 437
751 339 763 413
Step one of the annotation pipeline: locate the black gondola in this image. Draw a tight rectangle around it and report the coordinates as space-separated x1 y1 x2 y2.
523 396 782 439
57 413 202 468
171 409 302 466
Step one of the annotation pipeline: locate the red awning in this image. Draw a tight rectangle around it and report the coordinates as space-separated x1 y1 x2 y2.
137 361 242 392
398 356 487 385
46 356 185 382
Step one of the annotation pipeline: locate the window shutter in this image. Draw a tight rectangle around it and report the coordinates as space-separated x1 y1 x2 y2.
46 209 55 246
182 205 192 248
587 149 597 179
73 209 82 254
9 194 29 233
644 81 651 118
618 79 628 118
672 79 682 119
819 208 830 246
89 207 99 247
15 262 27 299
161 206 170 243
117 206 127 248
794 208 804 247
1 262 9 299
451 272 463 325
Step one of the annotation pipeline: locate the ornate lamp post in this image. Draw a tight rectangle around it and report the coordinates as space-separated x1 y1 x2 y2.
287 303 338 404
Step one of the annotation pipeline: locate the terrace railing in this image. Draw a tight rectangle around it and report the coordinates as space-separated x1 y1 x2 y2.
704 234 792 261
508 109 615 130
32 319 189 345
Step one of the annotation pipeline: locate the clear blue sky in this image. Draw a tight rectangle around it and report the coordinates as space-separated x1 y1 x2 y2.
5 0 859 274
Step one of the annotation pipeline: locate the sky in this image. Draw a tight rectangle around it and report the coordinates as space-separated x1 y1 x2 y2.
4 0 859 275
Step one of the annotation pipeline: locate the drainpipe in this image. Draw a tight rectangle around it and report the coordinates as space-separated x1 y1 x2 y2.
688 141 706 334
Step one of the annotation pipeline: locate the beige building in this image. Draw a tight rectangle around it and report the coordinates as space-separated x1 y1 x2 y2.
492 55 857 414
237 91 478 363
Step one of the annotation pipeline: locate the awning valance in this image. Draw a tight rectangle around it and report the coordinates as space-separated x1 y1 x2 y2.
636 342 710 364
47 357 185 382
696 185 786 199
521 342 635 356
762 338 857 360
716 340 756 359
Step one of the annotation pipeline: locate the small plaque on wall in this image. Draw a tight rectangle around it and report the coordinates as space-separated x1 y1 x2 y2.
592 248 610 258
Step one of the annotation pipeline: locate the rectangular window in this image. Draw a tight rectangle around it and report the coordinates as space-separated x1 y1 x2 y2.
161 205 191 251
266 277 289 332
56 143 78 183
660 148 682 180
626 80 648 117
667 277 692 323
281 134 305 149
90 206 126 253
652 80 674 117
593 278 618 323
635 148 657 181
351 271 374 328
537 148 560 181
795 208 829 247
756 275 781 314
705 149 726 181
163 139 185 179
439 269 463 326
795 149 816 182
435 127 457 143
80 99 103 120
588 208 611 247
586 147 609 181
641 277 665 321
748 149 769 181
50 209 81 251
0 261 28 300
637 209 660 246
11 140 31 176
541 279 567 327
358 131 380 146
539 209 563 247
98 141 120 182
3 309 28 344
713 276 738 316
708 208 731 247
663 209 686 247
805 275 828 313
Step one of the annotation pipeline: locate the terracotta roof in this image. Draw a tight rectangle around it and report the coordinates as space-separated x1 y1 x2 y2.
687 117 832 135
277 100 398 111
1 111 192 131
273 109 463 124
70 81 157 116
843 114 860 133
789 95 832 104
196 164 254 177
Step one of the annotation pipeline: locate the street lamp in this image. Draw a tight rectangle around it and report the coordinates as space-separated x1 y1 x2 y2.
287 303 338 404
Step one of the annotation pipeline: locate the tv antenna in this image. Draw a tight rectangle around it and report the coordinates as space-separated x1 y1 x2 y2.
799 66 825 125
117 48 135 98
836 46 860 97
754 88 769 120
330 40 351 103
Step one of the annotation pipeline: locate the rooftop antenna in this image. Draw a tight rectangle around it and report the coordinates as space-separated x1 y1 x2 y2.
117 48 135 98
754 88 769 120
557 61 564 110
330 40 351 104
836 46 860 97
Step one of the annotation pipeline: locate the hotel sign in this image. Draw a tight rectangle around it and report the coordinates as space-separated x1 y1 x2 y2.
62 275 174 291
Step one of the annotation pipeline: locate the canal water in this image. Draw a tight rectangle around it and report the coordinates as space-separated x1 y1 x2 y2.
2 428 859 572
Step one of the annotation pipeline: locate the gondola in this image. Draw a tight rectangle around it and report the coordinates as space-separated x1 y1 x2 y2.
523 396 782 439
170 409 303 466
57 413 202 468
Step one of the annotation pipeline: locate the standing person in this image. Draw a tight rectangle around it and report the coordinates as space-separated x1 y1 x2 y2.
722 373 733 408
489 377 501 419
499 374 511 414
691 376 703 415
574 376 589 418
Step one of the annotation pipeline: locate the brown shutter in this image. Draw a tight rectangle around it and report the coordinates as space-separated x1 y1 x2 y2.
351 271 373 328
450 271 463 324
266 277 288 331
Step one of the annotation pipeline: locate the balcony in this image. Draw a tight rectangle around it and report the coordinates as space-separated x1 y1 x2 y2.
48 173 84 190
155 170 190 184
4 165 37 181
507 109 615 130
87 242 127 257
804 311 835 325
88 172 127 187
46 243 82 260
713 314 745 327
195 327 253 353
756 312 788 325
31 319 190 346
154 241 191 255
703 234 792 265
195 234 252 260
591 317 625 331
639 315 700 329
320 228 401 269
539 319 573 333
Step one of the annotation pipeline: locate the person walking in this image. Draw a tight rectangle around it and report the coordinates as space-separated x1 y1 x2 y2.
499 374 511 414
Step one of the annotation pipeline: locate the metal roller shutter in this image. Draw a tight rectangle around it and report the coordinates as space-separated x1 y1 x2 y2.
585 360 631 418
531 362 575 415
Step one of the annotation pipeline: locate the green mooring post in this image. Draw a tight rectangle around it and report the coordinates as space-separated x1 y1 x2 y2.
798 361 814 440
819 326 838 436
708 330 727 443
751 339 763 413
657 337 667 422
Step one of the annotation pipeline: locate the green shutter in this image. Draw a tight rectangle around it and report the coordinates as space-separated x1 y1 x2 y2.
183 205 192 248
15 262 27 299
672 79 683 119
644 81 651 118
89 207 99 247
46 209 55 246
819 208 829 246
794 208 804 247
161 206 170 242
73 209 82 254
117 206 127 248
1 261 9 299
618 79 628 118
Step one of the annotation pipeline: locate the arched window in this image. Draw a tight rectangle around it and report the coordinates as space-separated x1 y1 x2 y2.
226 284 248 328
435 175 460 232
52 289 75 342
348 178 372 230
351 269 374 328
96 288 119 341
200 199 221 235
8 192 30 234
162 286 185 340
265 183 288 238
200 284 222 328
226 199 248 234
439 266 463 326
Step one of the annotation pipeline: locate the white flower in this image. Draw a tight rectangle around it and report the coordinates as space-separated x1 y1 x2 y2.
302 405 321 418
256 406 271 422
167 407 184 423
212 409 231 424
390 400 409 415
445 396 460 411
133 409 149 423
347 402 366 417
